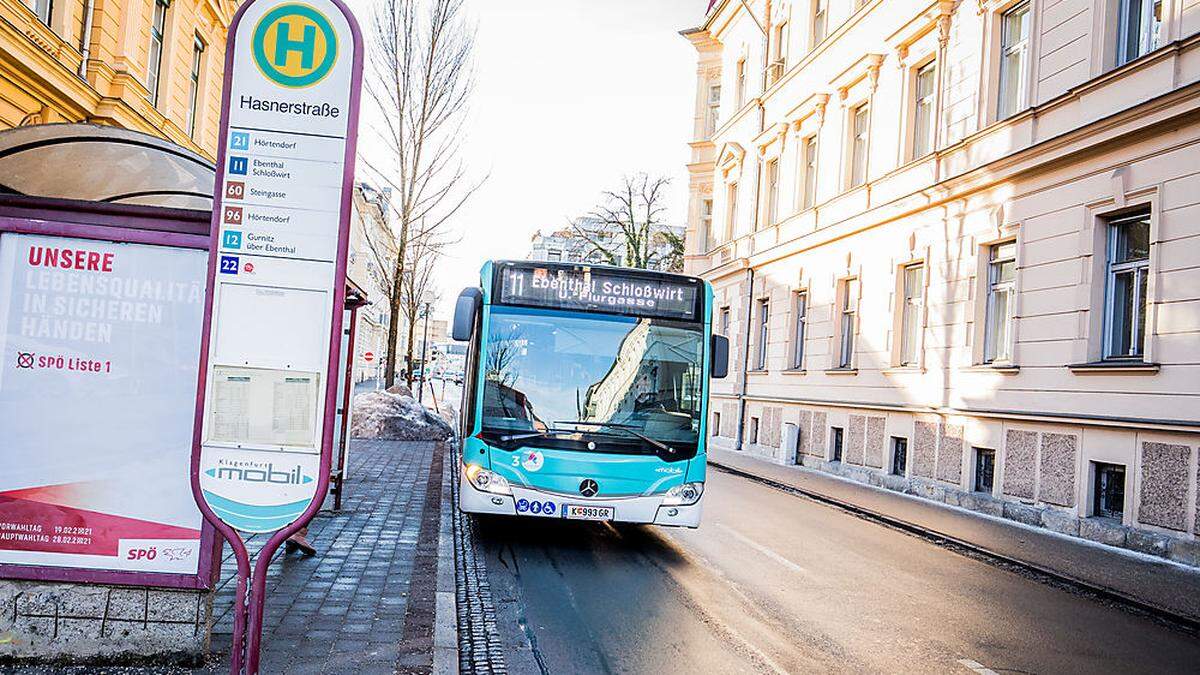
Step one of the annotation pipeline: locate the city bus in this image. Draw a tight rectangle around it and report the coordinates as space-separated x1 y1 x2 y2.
451 260 728 528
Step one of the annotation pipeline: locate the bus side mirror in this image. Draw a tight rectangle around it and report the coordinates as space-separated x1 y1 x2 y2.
452 288 481 341
710 334 729 379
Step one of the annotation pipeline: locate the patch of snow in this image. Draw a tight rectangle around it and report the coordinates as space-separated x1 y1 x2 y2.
350 390 452 441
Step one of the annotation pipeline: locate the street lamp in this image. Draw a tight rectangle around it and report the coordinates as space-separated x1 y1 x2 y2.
418 301 431 403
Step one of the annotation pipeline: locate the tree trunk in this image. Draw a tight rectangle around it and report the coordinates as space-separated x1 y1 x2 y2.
405 315 417 389
384 269 404 388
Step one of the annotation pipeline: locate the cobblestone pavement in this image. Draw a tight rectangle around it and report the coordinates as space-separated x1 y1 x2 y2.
195 439 447 675
1 440 451 675
450 459 506 675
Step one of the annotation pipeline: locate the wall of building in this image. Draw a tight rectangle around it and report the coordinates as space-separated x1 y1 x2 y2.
686 0 1200 566
0 0 235 160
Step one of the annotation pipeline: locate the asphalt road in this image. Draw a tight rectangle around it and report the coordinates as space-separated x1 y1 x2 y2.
474 468 1200 674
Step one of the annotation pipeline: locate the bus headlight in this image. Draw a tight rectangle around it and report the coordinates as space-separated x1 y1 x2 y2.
662 482 703 506
464 464 512 495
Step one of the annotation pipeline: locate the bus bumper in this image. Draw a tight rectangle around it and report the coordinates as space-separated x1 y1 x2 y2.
459 468 703 528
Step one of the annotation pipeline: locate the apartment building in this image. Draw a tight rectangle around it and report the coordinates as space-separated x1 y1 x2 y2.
682 0 1200 565
0 0 236 160
348 183 396 383
527 216 687 272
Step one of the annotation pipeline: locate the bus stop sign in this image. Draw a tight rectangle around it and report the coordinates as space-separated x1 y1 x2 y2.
189 0 362 672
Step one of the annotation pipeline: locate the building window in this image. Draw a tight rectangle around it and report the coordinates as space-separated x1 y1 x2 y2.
187 35 206 137
973 448 996 493
705 83 721 136
720 306 731 336
147 0 169 105
712 411 721 437
701 198 714 250
911 62 936 159
749 416 760 444
735 59 747 108
755 298 769 370
799 135 818 210
32 0 52 25
891 437 908 476
830 427 843 462
1092 462 1126 519
764 158 780 226
769 21 787 83
997 2 1030 119
1104 210 1151 360
899 263 924 366
812 0 828 47
546 249 562 261
984 241 1016 363
1117 0 1163 66
848 103 870 189
791 291 807 369
726 182 739 240
838 277 859 368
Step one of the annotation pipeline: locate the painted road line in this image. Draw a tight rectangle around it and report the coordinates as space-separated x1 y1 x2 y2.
715 523 809 577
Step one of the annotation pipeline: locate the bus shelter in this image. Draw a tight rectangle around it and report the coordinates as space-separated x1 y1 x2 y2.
0 123 361 662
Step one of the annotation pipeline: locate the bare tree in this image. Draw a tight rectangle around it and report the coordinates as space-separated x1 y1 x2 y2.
363 0 481 388
572 174 676 270
398 229 443 379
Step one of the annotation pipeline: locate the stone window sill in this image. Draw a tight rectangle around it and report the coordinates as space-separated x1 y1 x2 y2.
882 367 925 375
783 368 807 375
1068 361 1160 374
961 364 1020 374
747 369 770 376
824 368 858 375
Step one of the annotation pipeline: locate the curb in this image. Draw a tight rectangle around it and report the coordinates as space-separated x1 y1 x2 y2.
449 446 508 674
709 459 1200 634
433 442 458 675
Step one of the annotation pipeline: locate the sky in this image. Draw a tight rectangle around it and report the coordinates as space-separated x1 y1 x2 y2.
350 0 705 318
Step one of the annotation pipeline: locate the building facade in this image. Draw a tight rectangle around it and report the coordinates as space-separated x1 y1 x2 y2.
683 0 1200 565
0 0 236 160
527 216 687 271
348 182 395 383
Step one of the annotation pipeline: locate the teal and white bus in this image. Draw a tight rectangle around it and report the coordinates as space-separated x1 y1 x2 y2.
451 261 728 528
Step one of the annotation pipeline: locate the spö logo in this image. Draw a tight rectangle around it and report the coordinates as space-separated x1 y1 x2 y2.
252 3 337 88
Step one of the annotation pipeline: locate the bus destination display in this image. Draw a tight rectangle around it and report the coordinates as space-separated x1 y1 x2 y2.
497 264 700 321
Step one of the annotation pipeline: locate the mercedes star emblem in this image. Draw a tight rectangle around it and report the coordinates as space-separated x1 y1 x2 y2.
579 479 599 497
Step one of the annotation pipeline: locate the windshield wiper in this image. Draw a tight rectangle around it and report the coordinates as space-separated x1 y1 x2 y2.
496 429 574 443
555 421 677 456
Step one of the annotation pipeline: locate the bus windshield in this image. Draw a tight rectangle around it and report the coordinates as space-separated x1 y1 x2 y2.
481 306 704 450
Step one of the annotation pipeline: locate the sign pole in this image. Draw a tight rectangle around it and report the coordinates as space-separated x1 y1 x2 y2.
188 1 363 673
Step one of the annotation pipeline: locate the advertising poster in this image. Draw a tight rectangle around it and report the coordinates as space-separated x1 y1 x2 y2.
0 232 207 575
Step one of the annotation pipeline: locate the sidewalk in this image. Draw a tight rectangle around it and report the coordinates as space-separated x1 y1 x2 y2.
198 438 451 674
707 447 1200 624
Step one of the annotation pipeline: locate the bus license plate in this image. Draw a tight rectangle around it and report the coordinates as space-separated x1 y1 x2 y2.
565 504 614 521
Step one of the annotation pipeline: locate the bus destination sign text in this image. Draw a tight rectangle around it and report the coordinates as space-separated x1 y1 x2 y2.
498 265 700 321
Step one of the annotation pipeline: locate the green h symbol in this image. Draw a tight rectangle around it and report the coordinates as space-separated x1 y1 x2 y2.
273 21 316 69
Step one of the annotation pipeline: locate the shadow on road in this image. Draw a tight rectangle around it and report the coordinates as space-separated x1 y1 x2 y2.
472 514 687 567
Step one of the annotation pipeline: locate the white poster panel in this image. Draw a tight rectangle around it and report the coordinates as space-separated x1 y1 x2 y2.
0 233 206 574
